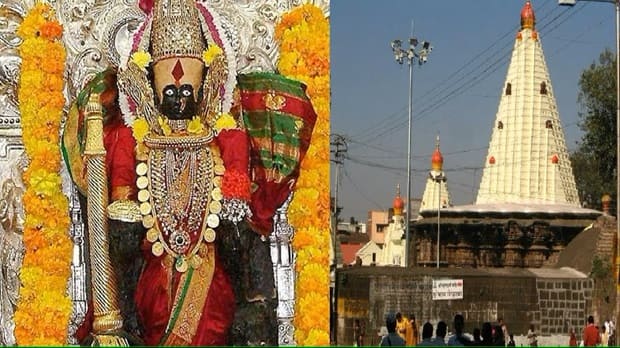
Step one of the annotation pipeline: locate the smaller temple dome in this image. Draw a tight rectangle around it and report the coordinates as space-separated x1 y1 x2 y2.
431 135 443 171
393 184 404 216
520 1 536 30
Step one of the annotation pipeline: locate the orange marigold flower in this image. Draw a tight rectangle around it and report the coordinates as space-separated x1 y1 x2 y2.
16 3 71 344
304 328 330 346
39 21 63 40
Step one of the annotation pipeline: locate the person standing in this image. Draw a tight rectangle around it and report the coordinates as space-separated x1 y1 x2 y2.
492 325 505 346
498 317 509 344
447 314 472 346
405 314 420 346
417 322 435 346
395 312 407 341
601 324 609 347
472 328 482 345
381 314 406 347
568 328 577 347
432 321 448 346
481 322 493 346
354 319 362 346
583 315 600 347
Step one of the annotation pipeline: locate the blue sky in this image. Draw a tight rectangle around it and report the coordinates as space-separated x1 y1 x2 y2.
331 0 616 222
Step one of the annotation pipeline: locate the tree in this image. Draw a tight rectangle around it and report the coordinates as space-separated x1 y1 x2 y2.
571 149 614 209
572 49 617 210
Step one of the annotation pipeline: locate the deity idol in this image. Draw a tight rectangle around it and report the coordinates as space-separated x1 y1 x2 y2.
63 0 317 345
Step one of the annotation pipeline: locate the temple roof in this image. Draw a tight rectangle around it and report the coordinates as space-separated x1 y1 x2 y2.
420 135 452 213
338 264 587 279
392 184 404 216
520 0 535 30
476 0 579 207
431 135 443 171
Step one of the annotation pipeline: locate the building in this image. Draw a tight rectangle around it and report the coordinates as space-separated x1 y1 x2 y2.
337 221 367 234
413 0 600 268
354 186 409 266
419 135 452 214
336 2 608 345
367 210 389 245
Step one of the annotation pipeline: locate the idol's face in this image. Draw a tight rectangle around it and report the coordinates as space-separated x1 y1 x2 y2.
159 84 198 120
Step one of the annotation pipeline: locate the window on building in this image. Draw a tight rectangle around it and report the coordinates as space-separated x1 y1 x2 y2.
498 121 503 129
545 120 552 129
540 81 547 95
505 83 512 95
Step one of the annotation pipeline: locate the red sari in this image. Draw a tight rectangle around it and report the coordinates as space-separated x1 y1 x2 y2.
135 243 235 345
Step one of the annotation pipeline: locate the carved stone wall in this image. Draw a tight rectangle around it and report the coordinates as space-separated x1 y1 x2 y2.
336 267 594 346
413 218 590 268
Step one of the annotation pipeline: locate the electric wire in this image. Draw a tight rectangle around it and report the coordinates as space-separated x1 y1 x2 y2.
351 2 559 143
350 5 584 146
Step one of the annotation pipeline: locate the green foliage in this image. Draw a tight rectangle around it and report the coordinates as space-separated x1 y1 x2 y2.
572 49 617 208
591 255 611 279
570 149 615 209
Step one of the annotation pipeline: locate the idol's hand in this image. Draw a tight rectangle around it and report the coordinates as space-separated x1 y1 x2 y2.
107 200 142 223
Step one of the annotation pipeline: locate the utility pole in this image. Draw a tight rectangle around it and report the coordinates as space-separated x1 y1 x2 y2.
329 133 347 345
331 134 347 220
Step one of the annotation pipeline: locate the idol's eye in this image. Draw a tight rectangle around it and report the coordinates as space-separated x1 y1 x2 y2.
181 89 192 97
164 89 175 97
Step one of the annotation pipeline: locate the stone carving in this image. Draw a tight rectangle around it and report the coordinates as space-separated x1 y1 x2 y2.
0 154 26 346
271 194 296 345
65 185 87 345
0 0 27 132
0 2 27 342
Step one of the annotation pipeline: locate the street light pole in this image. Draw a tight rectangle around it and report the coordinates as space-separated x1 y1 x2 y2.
437 176 441 269
407 59 413 268
560 0 620 332
391 37 432 268
615 0 619 333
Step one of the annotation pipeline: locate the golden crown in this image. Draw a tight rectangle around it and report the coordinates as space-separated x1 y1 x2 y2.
151 0 206 63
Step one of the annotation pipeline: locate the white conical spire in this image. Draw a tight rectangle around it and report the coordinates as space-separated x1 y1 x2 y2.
476 1 579 206
420 135 452 212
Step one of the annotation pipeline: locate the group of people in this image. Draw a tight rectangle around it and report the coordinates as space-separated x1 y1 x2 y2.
569 316 616 347
378 313 516 346
375 312 617 347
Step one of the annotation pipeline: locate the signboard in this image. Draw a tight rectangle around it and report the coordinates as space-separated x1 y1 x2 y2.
432 279 463 300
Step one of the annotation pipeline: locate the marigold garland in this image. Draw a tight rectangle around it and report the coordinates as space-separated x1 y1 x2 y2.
276 4 330 345
14 3 72 345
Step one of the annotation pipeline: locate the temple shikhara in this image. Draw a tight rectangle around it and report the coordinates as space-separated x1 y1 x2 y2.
476 1 579 206
414 0 600 268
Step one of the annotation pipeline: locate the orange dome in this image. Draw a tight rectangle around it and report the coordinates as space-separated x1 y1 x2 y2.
431 148 443 171
393 184 404 216
520 1 536 30
431 135 443 171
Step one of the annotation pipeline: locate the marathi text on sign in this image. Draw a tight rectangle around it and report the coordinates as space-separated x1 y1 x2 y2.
432 279 463 300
